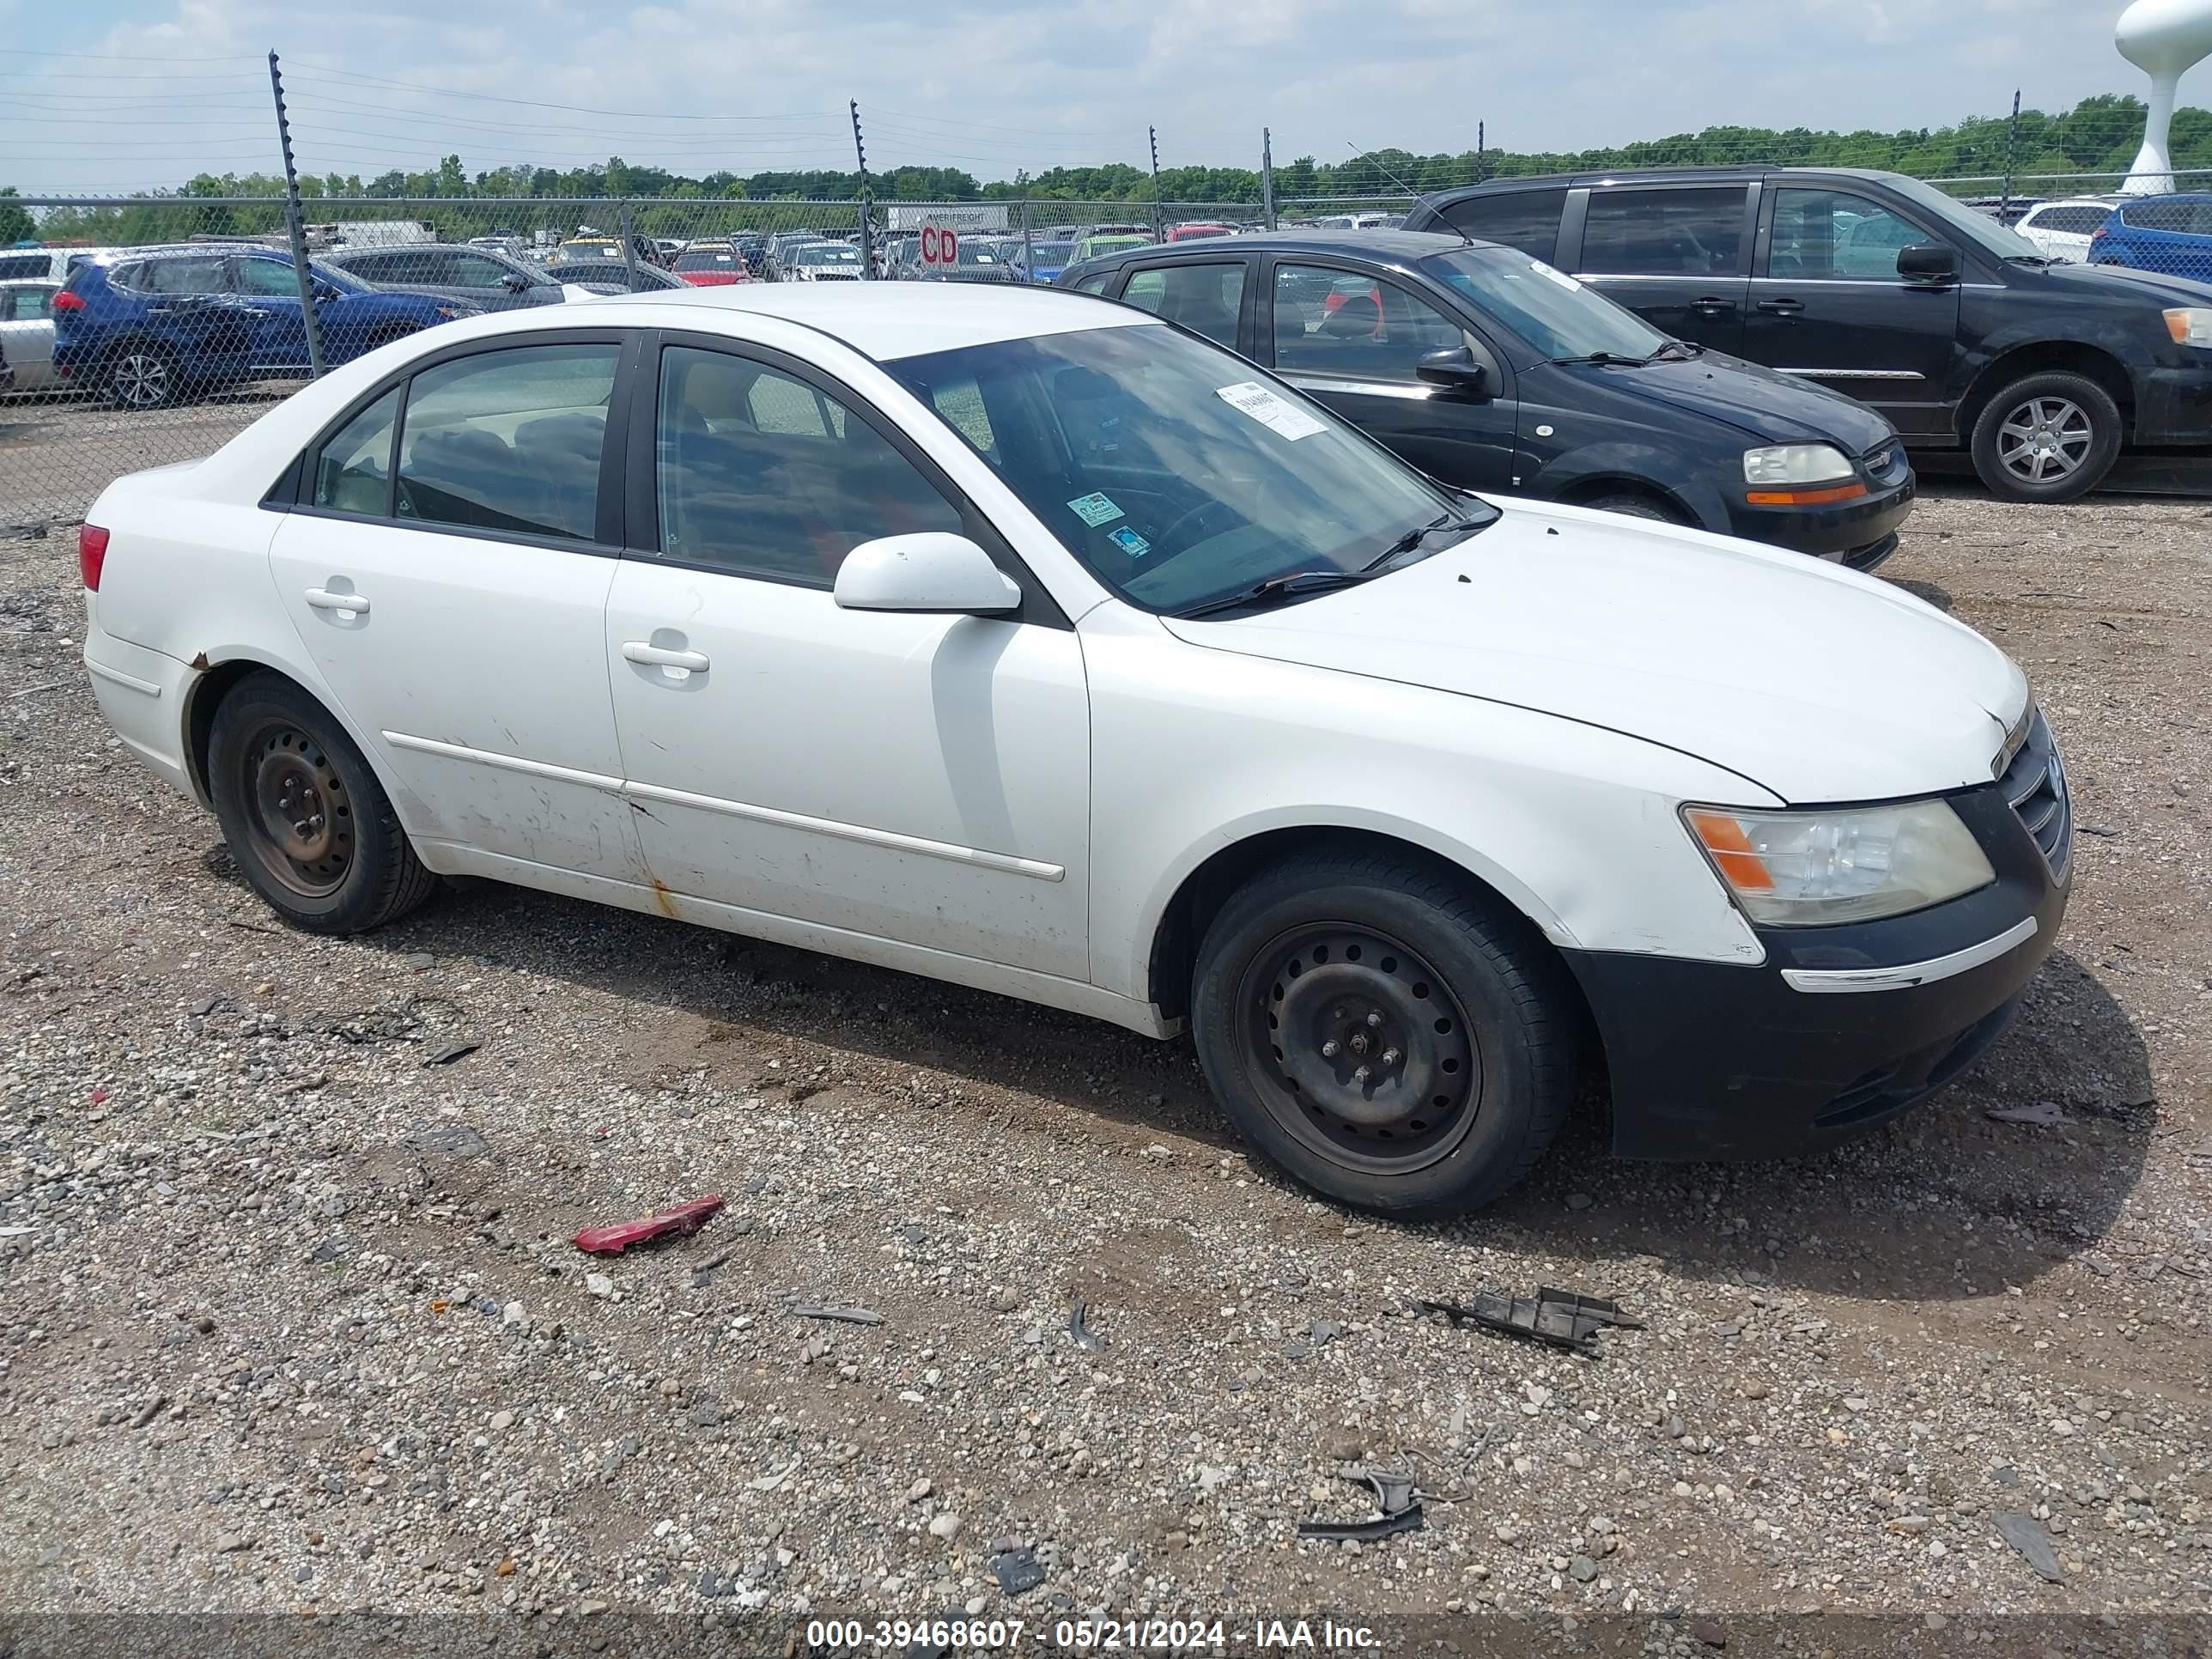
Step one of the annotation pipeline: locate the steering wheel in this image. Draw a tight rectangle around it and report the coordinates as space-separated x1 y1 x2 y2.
1152 497 1239 560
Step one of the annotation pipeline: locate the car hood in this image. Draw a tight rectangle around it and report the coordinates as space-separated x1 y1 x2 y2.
1161 502 2026 805
2036 258 2212 305
1554 351 1897 450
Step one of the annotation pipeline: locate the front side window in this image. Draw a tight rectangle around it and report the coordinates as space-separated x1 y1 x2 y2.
655 345 962 585
395 344 618 540
1272 264 1468 380
233 258 303 297
1424 248 1665 362
313 386 402 514
1120 263 1246 348
1441 188 1567 260
886 321 1488 615
447 253 514 287
1580 186 1746 276
1771 189 1928 281
138 258 226 295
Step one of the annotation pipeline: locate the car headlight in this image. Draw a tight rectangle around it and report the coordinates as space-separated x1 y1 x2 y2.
1682 799 1994 926
2164 307 2212 346
434 304 480 320
1742 443 1856 486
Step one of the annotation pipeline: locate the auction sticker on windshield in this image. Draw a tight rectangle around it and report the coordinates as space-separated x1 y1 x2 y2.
1067 491 1124 527
1109 525 1153 559
1530 260 1583 291
1217 381 1327 441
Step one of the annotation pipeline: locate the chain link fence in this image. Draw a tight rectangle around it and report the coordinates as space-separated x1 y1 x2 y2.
9 139 2212 526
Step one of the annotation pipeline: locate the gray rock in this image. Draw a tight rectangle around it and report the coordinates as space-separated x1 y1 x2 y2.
1991 1510 2064 1583
1568 1554 1598 1582
403 1124 489 1156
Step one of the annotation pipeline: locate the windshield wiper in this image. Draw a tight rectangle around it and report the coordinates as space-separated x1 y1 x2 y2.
2006 253 2054 267
1645 338 1704 362
1365 509 1475 569
1174 568 1385 619
1550 349 1644 367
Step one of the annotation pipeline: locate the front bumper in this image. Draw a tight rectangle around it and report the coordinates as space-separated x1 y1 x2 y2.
1565 779 2069 1160
1723 468 1916 565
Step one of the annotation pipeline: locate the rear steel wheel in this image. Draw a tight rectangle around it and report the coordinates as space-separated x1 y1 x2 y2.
236 721 354 898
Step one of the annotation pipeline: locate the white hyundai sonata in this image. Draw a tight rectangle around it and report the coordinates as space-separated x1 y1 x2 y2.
76 283 2071 1217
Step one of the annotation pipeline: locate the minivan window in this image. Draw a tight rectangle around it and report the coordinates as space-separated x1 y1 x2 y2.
1580 186 1745 276
395 344 618 541
1878 173 2045 261
1440 188 1568 260
1771 190 1929 281
1121 262 1246 347
886 322 1491 615
1424 248 1666 361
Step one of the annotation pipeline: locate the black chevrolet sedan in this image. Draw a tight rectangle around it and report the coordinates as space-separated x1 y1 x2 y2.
1060 229 1913 568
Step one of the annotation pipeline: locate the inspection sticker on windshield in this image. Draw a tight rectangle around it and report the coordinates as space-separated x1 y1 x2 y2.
1066 491 1124 527
1529 259 1582 292
1108 525 1153 559
1216 381 1328 441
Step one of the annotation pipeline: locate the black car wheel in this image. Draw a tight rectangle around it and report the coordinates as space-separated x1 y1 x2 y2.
1579 491 1687 525
207 672 438 933
106 344 180 410
1191 848 1574 1218
1970 371 2122 502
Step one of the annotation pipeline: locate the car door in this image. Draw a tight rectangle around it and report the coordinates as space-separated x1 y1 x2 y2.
1741 185 1961 436
603 337 1090 977
228 256 312 369
1110 258 1255 352
268 335 648 884
1261 258 1517 491
0 285 57 389
1571 182 1753 352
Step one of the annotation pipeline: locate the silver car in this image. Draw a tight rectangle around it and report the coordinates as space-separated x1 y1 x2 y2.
0 278 61 393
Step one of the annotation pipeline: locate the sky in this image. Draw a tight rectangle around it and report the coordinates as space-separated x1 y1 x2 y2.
0 0 2165 195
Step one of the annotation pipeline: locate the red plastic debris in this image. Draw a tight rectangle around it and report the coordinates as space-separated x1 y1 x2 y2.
572 1194 725 1256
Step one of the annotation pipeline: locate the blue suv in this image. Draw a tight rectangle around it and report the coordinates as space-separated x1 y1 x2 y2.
52 246 480 410
2087 194 2212 281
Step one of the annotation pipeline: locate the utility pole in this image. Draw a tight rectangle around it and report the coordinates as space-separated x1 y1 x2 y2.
1998 89 2022 222
266 51 325 378
851 99 875 278
1261 127 1277 231
1149 125 1163 240
1476 121 1486 185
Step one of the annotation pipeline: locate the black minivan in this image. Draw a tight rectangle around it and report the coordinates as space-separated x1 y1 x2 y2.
1061 229 1913 568
1404 166 2212 501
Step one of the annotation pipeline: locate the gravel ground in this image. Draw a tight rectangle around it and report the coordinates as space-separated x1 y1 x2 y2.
0 489 2208 1652
0 390 285 530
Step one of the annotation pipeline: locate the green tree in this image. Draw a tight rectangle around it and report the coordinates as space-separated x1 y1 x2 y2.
0 186 33 244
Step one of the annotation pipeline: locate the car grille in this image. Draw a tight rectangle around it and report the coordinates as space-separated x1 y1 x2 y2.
1998 707 2071 882
1863 442 1911 489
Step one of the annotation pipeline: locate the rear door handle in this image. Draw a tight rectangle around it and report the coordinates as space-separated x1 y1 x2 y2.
304 587 369 615
1757 297 1806 315
623 641 710 672
1688 295 1737 315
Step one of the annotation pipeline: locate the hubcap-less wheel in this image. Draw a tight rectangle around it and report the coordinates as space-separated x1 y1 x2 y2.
1996 396 2093 484
112 352 170 408
239 724 353 897
1234 925 1480 1176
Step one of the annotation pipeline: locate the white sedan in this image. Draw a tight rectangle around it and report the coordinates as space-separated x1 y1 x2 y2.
76 284 2071 1216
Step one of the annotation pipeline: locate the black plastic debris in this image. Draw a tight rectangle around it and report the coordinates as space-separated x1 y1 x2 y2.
1297 1467 1424 1543
989 1547 1048 1596
1991 1510 2065 1583
1415 1285 1644 1355
790 1304 883 1326
422 1040 481 1067
1067 1300 1105 1352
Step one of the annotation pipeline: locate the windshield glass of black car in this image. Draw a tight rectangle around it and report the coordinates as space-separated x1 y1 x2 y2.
1425 248 1670 363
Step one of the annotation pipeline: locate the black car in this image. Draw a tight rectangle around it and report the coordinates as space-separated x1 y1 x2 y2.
1060 229 1911 568
539 258 684 293
321 243 583 310
1403 166 2212 501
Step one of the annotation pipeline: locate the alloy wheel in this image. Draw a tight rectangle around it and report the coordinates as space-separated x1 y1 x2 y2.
112 351 170 408
1995 395 2093 484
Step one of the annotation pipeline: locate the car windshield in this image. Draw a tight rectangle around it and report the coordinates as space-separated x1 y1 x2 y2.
306 260 369 294
885 321 1492 614
799 244 860 264
1880 173 2047 261
676 248 740 270
1030 242 1075 264
1422 247 1668 362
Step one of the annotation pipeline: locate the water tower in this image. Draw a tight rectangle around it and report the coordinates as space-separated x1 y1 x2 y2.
2117 0 2212 193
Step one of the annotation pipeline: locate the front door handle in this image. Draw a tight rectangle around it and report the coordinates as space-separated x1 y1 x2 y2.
1757 297 1806 315
304 586 369 615
1688 295 1737 316
623 641 710 672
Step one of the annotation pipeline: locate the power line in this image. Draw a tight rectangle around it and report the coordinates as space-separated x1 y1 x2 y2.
283 62 839 121
0 46 264 62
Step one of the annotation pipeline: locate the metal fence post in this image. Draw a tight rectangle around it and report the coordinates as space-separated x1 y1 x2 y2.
1261 128 1277 230
265 52 325 378
619 201 639 283
1149 126 1164 240
851 100 876 278
1476 121 1486 185
1019 198 1034 285
1999 90 2022 222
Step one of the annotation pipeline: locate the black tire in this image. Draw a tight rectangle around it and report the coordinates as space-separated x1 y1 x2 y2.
1579 491 1686 525
1190 848 1575 1219
105 343 181 410
1969 370 2122 503
207 672 437 934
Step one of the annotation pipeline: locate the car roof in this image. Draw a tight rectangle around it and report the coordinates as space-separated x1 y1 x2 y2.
487 282 1152 360
2119 192 2212 204
1421 164 1914 198
1077 227 1472 264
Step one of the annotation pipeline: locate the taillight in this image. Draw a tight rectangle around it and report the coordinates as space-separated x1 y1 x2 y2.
2091 225 2109 241
78 523 109 591
51 289 86 312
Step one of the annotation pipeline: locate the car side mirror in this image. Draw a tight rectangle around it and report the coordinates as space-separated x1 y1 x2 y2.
501 272 531 291
833 533 1021 616
1416 343 1489 396
1897 243 1959 283
313 283 341 302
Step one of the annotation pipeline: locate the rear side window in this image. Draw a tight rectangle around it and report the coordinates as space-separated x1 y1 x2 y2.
653 345 962 585
2123 200 2192 233
0 253 49 282
1580 187 1746 276
2029 205 2107 235
1440 189 1567 260
396 344 619 541
3 287 54 320
1073 272 1112 295
1120 262 1246 348
313 387 402 514
137 258 227 295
